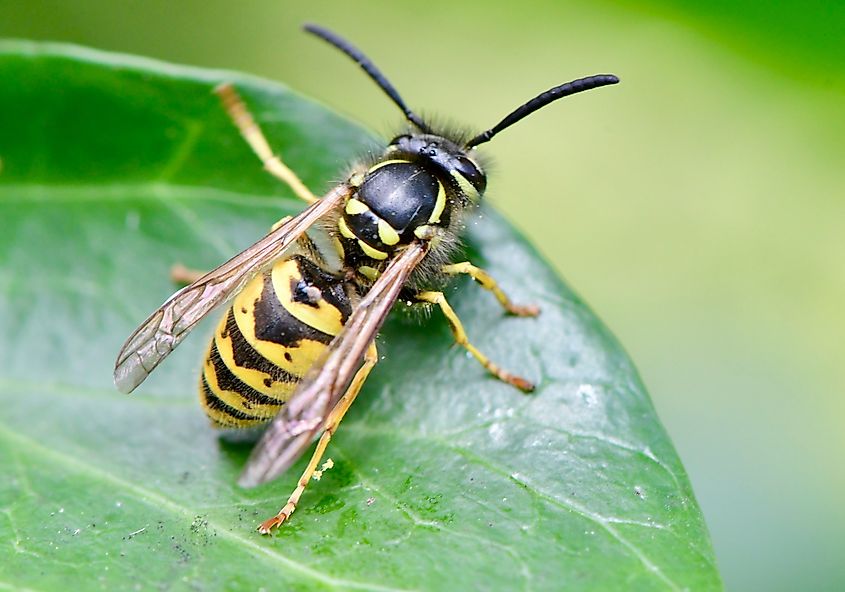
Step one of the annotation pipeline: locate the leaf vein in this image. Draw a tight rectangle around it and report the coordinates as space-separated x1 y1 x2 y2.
156 119 205 182
447 444 684 591
157 197 235 259
332 445 535 591
0 424 411 592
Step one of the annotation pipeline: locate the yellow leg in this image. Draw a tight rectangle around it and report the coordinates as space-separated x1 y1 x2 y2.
442 262 540 317
258 342 379 534
416 291 534 392
270 215 293 231
214 83 318 204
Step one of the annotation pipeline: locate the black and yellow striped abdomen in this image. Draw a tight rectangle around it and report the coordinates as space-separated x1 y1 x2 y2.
200 255 353 428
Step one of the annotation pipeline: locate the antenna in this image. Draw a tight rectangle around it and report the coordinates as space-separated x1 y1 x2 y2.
304 24 432 133
466 74 619 148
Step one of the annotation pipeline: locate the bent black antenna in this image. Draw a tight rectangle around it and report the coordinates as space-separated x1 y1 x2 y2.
304 24 432 133
466 75 620 148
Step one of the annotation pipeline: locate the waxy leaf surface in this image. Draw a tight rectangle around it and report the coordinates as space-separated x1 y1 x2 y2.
0 44 720 591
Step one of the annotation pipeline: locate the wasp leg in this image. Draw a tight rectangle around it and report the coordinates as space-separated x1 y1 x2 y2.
169 221 315 285
258 342 379 534
169 264 206 285
270 215 293 231
270 216 329 263
415 291 534 392
214 83 318 205
442 262 540 317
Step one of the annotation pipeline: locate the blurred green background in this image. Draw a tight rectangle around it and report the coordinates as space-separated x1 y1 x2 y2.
2 0 843 589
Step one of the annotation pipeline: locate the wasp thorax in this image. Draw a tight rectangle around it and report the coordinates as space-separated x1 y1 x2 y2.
358 161 442 237
338 158 451 260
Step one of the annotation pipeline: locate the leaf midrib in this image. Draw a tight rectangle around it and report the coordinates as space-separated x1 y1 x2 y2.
0 423 413 592
0 375 693 590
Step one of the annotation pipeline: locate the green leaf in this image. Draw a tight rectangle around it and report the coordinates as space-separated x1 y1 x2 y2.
0 43 721 591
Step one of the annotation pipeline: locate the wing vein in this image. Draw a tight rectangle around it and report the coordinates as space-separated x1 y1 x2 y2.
113 184 352 393
239 241 429 487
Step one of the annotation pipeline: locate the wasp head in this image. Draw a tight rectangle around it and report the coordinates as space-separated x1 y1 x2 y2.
388 133 487 203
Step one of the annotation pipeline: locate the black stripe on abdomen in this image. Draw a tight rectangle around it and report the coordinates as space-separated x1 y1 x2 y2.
252 273 334 346
223 308 299 386
200 375 264 427
207 340 287 407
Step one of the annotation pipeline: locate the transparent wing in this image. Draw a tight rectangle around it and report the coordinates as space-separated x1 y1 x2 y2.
113 184 352 394
238 241 429 487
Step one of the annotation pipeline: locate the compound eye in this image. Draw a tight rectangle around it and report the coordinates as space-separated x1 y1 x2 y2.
454 155 487 194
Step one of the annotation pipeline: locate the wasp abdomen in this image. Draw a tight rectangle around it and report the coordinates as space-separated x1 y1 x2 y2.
200 256 352 428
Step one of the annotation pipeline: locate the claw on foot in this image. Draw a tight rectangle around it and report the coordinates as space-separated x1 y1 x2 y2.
507 302 541 317
169 263 205 285
509 374 535 393
257 501 296 534
257 512 289 534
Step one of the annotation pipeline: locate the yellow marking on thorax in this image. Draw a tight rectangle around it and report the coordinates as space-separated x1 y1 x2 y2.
358 240 388 260
338 216 356 240
358 265 380 280
377 219 400 246
345 198 369 215
345 196 400 247
349 171 366 187
367 158 412 174
428 181 446 224
272 259 345 336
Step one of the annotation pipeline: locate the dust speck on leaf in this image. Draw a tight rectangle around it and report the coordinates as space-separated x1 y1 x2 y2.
0 45 717 591
189 515 215 547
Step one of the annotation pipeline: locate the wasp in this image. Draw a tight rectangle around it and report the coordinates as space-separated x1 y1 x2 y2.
114 24 618 533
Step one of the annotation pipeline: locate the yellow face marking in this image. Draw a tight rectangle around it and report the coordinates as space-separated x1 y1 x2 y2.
358 240 388 260
338 216 356 240
271 259 346 337
428 181 446 224
345 198 370 215
377 219 400 246
357 265 380 280
452 171 479 203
